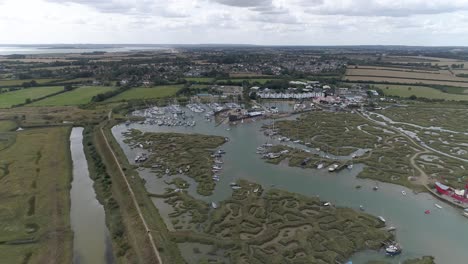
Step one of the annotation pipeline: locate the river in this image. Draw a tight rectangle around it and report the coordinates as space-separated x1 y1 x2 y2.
70 127 113 264
112 110 468 264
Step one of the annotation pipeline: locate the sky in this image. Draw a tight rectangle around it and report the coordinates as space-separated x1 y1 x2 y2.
1 0 468 46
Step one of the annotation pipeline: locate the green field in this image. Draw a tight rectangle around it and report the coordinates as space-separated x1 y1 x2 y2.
184 77 215 83
106 85 183 101
31 86 115 106
0 127 72 263
0 120 17 132
375 84 468 100
0 78 60 87
216 78 275 84
0 86 64 108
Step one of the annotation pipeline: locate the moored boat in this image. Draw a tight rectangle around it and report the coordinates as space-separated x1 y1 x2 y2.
385 243 402 256
435 204 443 209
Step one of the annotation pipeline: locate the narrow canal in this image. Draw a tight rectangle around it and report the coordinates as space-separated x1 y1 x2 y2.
113 110 468 263
70 127 113 264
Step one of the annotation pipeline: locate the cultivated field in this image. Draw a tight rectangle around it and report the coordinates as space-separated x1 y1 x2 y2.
380 56 468 67
0 126 72 263
346 67 468 82
0 86 64 108
374 84 468 101
0 78 61 87
346 75 468 88
31 86 115 106
106 85 183 102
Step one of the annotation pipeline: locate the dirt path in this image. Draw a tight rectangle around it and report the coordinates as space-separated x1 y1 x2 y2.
99 125 163 264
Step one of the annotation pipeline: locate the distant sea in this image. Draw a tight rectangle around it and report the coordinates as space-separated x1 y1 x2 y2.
0 45 168 55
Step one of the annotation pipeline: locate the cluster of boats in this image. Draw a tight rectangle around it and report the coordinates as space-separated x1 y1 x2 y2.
134 153 148 163
186 104 205 113
211 150 226 182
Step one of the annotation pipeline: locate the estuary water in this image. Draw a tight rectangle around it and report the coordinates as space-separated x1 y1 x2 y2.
112 111 468 264
70 127 113 264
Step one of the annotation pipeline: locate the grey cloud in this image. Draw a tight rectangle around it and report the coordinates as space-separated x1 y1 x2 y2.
46 0 189 17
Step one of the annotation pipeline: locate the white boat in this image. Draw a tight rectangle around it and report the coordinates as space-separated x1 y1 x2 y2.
378 216 386 223
323 202 331 206
385 243 402 256
359 205 365 211
401 191 407 196
211 202 218 209
463 212 468 218
165 168 170 174
231 186 242 190
435 204 443 209
253 188 259 193
328 164 339 172
317 163 324 169
347 164 353 169
134 155 141 162
212 165 222 170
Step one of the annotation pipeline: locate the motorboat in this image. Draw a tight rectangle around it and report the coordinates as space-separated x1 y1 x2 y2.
385 243 402 256
435 204 443 209
401 191 406 196
211 202 218 209
378 216 386 223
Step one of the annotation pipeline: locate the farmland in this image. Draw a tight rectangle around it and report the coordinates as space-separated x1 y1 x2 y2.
31 86 115 106
372 84 468 100
0 86 64 108
0 126 72 263
106 85 183 102
345 66 468 88
0 78 61 87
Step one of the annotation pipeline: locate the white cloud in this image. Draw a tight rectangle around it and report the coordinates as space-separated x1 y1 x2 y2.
0 0 467 45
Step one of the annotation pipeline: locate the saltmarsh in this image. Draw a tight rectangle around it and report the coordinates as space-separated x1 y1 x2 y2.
123 130 226 196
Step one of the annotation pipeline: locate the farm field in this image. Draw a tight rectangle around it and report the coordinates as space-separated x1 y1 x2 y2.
0 126 72 263
216 78 275 84
345 75 468 88
0 86 64 108
31 86 115 106
0 78 61 87
106 85 183 101
373 84 468 101
380 56 468 66
184 77 215 83
345 67 468 82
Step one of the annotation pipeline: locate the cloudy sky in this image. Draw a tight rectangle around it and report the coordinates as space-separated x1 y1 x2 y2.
1 0 468 45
